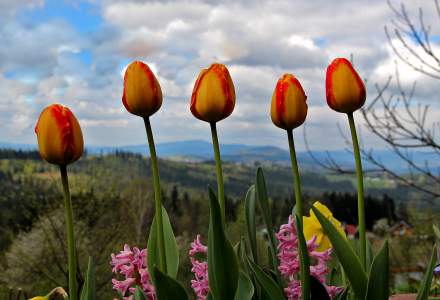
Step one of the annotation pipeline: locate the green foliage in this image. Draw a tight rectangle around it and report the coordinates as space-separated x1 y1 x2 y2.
80 257 96 300
416 246 437 300
234 271 254 300
207 188 239 300
153 267 188 300
366 241 389 300
312 206 368 299
245 185 258 264
247 258 285 300
147 206 179 278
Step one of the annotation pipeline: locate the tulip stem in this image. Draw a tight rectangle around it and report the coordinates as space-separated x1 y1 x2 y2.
287 130 309 300
347 112 366 270
59 165 77 300
287 130 303 220
210 122 225 223
144 117 167 273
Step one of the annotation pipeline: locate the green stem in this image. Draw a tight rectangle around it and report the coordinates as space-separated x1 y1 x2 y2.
287 130 308 300
59 165 77 300
144 117 167 273
347 112 366 270
287 130 303 219
210 122 225 223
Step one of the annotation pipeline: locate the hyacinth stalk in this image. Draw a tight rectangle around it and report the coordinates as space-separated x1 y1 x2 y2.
144 117 167 272
347 112 366 269
59 165 78 300
210 122 225 223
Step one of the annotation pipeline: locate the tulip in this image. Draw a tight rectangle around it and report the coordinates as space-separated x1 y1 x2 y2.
325 58 366 113
121 60 169 274
35 104 83 166
190 63 236 222
271 74 308 130
122 61 163 117
326 57 367 270
190 63 235 123
35 104 82 300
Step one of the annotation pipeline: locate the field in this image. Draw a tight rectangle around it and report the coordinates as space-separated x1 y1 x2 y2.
0 152 437 298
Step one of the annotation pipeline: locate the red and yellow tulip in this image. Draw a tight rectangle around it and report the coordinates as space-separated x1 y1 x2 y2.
271 74 308 130
35 104 83 166
325 58 366 113
122 61 163 117
190 63 235 123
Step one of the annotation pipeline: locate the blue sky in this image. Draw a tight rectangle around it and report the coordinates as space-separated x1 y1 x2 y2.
0 0 439 150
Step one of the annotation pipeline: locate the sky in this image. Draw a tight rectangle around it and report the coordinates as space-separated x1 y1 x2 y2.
0 0 439 150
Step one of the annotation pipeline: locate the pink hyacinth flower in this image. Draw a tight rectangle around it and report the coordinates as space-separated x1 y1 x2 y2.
276 216 343 299
110 244 155 300
189 235 209 300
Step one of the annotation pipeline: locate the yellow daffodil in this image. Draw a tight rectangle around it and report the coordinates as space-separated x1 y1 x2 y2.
303 201 346 252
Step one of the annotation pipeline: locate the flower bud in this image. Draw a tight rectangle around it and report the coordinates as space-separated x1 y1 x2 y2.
122 61 163 117
325 58 366 113
190 63 235 123
35 104 83 165
271 74 308 130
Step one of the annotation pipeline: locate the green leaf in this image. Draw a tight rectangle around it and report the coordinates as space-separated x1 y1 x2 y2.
153 267 189 300
365 241 389 300
234 271 254 300
207 188 239 300
310 275 330 300
133 286 147 300
247 258 285 300
295 215 310 300
255 168 281 283
416 245 437 300
147 205 179 278
366 239 374 273
206 293 214 300
80 257 96 300
245 185 258 264
433 224 440 240
311 206 367 299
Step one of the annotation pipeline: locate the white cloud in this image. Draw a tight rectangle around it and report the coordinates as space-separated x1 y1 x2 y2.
0 0 439 150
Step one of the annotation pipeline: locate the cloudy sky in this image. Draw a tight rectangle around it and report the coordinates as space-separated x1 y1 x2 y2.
1 0 439 150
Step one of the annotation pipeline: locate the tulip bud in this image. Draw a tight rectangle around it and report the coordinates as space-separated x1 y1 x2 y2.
325 58 366 113
190 63 235 123
271 74 308 130
122 61 163 117
35 104 83 166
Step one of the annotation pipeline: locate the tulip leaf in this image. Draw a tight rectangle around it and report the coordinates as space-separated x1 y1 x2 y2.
153 267 188 300
365 240 389 300
310 275 330 300
311 206 367 299
207 187 239 300
147 205 179 279
433 224 440 240
255 168 282 283
247 258 285 300
245 185 258 264
234 271 254 300
295 215 310 300
416 245 437 300
80 257 96 300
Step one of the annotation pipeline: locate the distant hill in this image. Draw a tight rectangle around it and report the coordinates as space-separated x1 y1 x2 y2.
1 140 438 173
